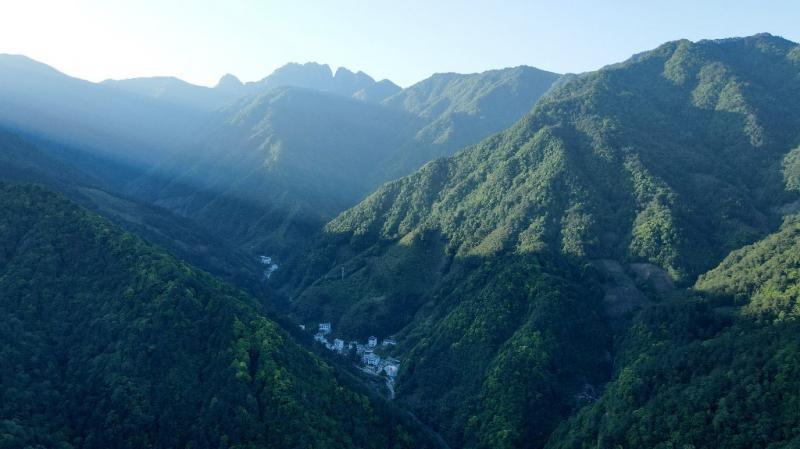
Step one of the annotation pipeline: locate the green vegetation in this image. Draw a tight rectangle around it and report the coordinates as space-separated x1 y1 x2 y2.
0 130 266 293
545 297 800 449
287 34 800 448
5 33 800 449
324 34 800 282
0 183 434 449
697 214 800 319
380 66 561 178
547 214 800 448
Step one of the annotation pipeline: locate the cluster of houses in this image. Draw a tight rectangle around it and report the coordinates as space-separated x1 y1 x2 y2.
313 322 400 379
258 255 279 279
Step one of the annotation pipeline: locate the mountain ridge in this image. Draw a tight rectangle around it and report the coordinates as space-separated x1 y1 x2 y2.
0 182 438 448
283 33 800 449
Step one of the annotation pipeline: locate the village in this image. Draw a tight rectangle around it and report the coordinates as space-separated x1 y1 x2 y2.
310 322 401 398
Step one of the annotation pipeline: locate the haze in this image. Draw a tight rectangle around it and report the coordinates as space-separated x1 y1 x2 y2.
2 0 798 87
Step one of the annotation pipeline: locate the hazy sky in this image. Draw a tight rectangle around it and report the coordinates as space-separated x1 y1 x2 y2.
2 0 798 87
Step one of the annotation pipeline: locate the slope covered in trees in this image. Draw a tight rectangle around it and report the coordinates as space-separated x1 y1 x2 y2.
0 183 435 449
696 214 800 319
0 129 265 293
380 66 561 177
284 34 800 448
546 214 800 449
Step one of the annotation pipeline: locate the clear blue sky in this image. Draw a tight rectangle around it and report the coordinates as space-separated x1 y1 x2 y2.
2 0 798 87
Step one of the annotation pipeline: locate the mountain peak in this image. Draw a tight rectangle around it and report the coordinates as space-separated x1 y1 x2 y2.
0 53 64 77
216 73 243 90
249 61 397 102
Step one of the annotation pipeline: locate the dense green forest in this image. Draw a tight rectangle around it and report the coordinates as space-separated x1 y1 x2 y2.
284 34 800 448
546 214 800 448
3 31 800 449
379 66 561 180
0 184 435 449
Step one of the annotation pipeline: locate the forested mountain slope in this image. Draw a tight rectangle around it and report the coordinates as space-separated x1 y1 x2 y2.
0 129 265 293
0 183 435 449
546 213 800 449
284 34 800 449
380 66 561 177
325 34 800 281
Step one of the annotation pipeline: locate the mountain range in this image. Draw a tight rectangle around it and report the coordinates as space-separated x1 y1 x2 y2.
102 62 402 111
282 33 800 448
127 64 560 258
1 32 800 449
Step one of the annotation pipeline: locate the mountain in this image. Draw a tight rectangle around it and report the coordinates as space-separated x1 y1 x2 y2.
378 66 562 177
101 76 243 111
0 55 400 167
284 34 800 448
0 183 437 449
253 62 401 102
130 87 421 257
104 62 402 113
547 213 800 449
5 32 800 449
696 213 800 318
0 54 206 164
0 128 272 294
130 66 561 261
354 79 406 103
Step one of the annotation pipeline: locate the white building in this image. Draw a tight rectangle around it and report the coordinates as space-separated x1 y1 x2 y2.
367 336 378 348
356 344 367 355
382 337 397 346
319 323 332 334
298 324 305 330
333 339 345 351
363 352 381 367
314 333 328 344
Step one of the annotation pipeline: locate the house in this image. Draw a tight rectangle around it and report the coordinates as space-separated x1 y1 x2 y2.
356 344 367 355
382 337 397 346
298 324 305 331
333 339 345 351
362 352 381 367
367 336 378 348
314 333 328 344
319 323 332 334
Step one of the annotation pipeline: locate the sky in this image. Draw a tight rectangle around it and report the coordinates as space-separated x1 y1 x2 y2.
1 0 798 87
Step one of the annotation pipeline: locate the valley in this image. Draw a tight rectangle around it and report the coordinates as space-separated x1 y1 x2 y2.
1 24 800 449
